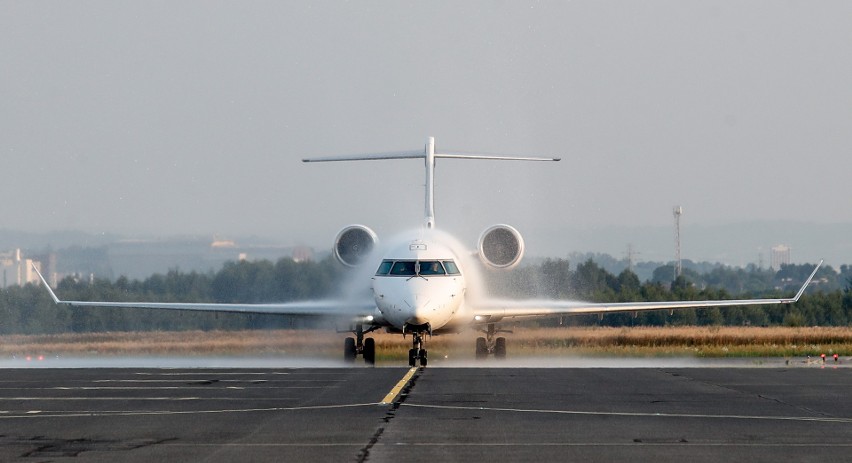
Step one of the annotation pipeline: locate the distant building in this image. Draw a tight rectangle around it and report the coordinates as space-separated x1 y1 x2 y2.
0 249 42 288
0 238 317 284
770 245 791 270
211 237 236 248
292 246 314 263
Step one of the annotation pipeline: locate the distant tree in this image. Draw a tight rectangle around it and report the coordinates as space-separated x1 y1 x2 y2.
616 269 641 300
570 259 618 301
0 254 848 335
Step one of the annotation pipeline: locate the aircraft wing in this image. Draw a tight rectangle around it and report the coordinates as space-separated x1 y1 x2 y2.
470 261 822 321
33 265 381 322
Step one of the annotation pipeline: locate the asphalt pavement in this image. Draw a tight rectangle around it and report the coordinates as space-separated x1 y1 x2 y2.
1 365 850 462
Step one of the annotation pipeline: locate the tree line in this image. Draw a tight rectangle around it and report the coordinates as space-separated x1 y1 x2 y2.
0 256 848 335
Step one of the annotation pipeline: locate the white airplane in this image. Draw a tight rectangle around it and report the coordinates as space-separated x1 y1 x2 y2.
34 137 821 367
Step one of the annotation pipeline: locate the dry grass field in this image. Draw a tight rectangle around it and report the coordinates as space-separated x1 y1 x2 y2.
3 326 852 360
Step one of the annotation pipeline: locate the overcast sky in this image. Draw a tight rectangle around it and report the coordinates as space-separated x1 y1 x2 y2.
2 1 850 264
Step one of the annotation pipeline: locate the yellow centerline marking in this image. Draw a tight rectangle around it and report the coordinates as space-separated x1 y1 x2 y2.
380 367 418 404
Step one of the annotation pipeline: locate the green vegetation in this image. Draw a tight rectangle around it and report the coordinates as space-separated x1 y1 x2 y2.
0 256 849 335
3 327 852 359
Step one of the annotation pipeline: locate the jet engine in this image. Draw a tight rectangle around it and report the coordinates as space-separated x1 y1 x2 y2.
477 224 525 269
333 225 378 267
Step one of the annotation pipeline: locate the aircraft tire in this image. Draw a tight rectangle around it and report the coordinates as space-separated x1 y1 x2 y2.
344 338 357 363
475 337 488 360
420 349 428 367
408 348 417 367
364 338 376 365
495 337 507 359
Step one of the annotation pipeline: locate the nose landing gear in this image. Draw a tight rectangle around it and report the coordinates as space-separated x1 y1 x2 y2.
408 333 428 367
405 324 430 367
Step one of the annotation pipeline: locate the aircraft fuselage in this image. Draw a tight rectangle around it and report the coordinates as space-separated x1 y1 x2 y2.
371 238 467 333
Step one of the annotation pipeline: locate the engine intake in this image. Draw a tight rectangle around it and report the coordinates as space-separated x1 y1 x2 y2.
477 224 525 269
333 225 378 267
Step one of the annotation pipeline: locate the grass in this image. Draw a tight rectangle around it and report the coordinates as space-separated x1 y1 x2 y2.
3 326 852 359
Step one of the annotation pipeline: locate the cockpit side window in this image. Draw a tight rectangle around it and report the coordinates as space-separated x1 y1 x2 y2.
376 260 393 275
390 261 416 276
442 260 461 275
419 261 446 275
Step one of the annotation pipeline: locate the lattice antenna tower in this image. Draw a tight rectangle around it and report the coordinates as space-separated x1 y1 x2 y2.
673 206 683 280
625 243 640 273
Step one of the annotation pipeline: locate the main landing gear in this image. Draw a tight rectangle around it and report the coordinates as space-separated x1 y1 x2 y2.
475 323 510 360
342 324 378 365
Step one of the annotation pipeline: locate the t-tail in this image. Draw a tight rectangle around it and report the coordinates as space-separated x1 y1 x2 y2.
302 137 560 229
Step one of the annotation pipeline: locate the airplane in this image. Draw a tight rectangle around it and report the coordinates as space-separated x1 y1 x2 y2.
34 137 822 367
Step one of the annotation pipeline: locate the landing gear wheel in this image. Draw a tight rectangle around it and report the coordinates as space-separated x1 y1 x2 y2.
420 349 428 367
494 337 507 359
363 338 376 365
344 338 356 363
475 337 488 360
408 348 418 367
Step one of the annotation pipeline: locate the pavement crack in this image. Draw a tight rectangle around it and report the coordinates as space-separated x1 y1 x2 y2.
662 369 837 419
16 436 177 458
356 368 422 462
757 394 834 418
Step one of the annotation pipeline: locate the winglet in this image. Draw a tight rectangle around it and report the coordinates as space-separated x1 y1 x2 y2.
31 263 61 304
790 260 823 302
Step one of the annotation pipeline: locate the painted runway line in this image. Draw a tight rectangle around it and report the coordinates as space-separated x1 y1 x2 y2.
380 367 418 404
401 403 852 424
0 402 383 419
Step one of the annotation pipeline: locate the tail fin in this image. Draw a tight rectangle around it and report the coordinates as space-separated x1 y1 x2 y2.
303 137 560 229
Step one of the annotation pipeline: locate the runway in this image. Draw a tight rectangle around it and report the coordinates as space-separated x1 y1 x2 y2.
0 364 850 462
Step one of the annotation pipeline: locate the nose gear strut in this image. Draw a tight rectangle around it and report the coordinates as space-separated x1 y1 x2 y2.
404 323 431 367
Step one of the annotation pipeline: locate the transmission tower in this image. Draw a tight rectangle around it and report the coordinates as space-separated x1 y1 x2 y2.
625 243 640 273
673 206 683 280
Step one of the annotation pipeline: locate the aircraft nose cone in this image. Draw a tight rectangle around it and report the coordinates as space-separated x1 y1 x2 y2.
405 293 432 325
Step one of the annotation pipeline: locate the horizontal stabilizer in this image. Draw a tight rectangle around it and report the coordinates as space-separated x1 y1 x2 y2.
303 151 424 163
303 151 559 163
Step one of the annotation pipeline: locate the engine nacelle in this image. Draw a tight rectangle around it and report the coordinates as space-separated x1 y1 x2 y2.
477 224 525 269
333 225 378 268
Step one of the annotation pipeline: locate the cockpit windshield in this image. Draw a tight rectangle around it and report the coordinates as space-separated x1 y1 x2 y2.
376 259 461 276
419 261 445 275
390 261 416 276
